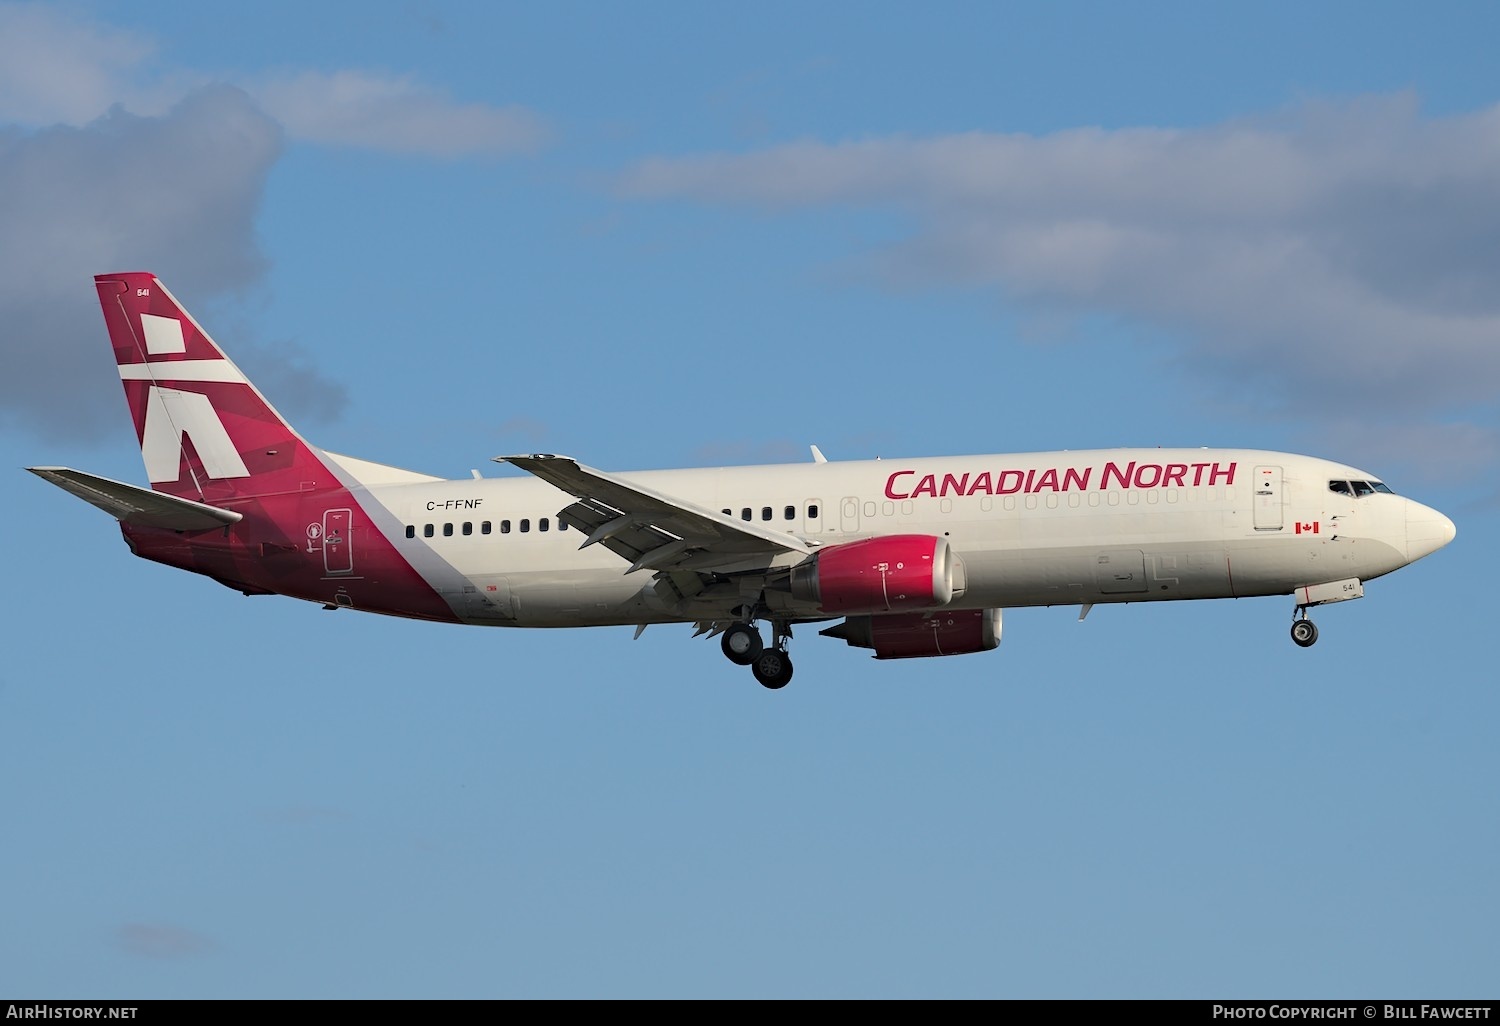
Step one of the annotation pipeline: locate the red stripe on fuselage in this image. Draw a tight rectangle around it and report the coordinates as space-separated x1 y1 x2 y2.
123 484 460 622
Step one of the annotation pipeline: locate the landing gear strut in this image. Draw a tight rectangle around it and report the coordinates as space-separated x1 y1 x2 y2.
1290 611 1319 648
716 615 795 688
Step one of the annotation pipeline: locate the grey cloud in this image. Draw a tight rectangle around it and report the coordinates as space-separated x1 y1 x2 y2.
494 416 552 445
0 85 344 443
1315 419 1500 489
619 95 1500 459
263 804 350 825
117 921 214 959
688 440 806 467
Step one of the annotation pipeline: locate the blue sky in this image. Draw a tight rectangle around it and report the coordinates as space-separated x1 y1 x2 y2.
1 0 1496 999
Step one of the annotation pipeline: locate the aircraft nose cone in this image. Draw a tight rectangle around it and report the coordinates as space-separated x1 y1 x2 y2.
1406 500 1457 562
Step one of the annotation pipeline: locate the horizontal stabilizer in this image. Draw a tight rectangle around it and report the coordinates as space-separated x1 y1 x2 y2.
27 467 242 531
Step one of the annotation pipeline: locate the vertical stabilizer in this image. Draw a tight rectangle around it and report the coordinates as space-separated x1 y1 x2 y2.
96 273 334 502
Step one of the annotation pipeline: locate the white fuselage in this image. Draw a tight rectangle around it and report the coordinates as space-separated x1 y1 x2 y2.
339 448 1449 628
48 273 1456 688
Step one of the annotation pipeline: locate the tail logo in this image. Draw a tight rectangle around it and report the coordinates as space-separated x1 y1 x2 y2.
142 311 186 354
121 311 252 483
140 385 250 482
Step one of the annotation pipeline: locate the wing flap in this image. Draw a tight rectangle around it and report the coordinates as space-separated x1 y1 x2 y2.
556 500 682 571
499 454 811 574
27 467 242 531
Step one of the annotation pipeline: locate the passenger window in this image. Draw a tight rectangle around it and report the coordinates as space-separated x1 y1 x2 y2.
443 523 453 537
741 508 752 521
761 507 772 521
462 522 473 536
423 524 434 538
808 504 819 519
520 519 531 533
722 508 732 516
501 520 511 534
784 505 795 520
482 521 492 535
405 525 415 539
540 518 549 532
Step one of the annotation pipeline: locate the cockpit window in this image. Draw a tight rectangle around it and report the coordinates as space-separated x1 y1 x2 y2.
1330 479 1397 497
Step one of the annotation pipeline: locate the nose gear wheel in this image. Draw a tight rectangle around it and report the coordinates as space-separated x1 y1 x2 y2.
1290 610 1319 648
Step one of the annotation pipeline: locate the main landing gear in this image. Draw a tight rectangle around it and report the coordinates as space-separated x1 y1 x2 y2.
720 622 763 665
719 618 794 689
1290 610 1319 648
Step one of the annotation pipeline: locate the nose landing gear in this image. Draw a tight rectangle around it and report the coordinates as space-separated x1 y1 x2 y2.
1290 611 1319 648
1287 578 1363 648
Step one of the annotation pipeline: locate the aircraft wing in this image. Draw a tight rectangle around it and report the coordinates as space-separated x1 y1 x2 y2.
27 467 242 532
497 454 812 574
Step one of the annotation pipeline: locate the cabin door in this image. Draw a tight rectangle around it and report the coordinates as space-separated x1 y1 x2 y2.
1253 465 1284 531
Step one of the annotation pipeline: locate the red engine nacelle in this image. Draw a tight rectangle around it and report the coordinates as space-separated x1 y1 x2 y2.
788 535 956 614
819 608 1003 660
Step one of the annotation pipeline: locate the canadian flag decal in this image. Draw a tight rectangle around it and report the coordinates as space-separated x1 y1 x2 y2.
1295 522 1320 534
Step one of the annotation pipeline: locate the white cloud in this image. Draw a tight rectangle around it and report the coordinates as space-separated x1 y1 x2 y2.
0 2 159 125
255 70 548 157
619 95 1500 455
0 2 548 158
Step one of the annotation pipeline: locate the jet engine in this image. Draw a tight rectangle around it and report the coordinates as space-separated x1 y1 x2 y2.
819 608 1003 659
787 535 958 614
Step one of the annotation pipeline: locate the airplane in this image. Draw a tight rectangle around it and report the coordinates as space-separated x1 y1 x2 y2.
28 272 1457 689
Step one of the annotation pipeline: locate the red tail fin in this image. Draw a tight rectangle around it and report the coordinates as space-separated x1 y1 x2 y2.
97 273 334 503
